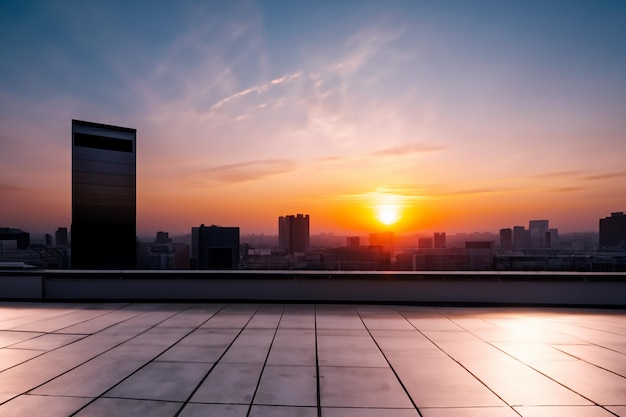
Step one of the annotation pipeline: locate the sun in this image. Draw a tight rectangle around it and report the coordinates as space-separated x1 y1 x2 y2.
376 204 401 226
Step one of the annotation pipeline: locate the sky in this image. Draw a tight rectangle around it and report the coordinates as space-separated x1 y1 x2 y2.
1 0 625 237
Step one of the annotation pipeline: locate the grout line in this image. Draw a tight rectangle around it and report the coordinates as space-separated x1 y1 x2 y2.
245 305 286 417
170 304 261 417
314 304 322 417
65 304 225 416
354 305 424 417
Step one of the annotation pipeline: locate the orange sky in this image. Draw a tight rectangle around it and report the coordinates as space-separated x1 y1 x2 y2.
1 2 626 237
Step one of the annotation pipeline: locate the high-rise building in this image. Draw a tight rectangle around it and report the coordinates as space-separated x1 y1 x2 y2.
191 224 240 269
499 228 513 251
434 232 446 249
278 214 310 254
529 220 549 249
512 226 529 250
55 227 68 247
71 119 136 269
346 236 360 247
599 212 626 250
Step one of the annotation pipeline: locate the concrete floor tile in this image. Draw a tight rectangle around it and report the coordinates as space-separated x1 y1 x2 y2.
606 406 626 416
105 361 212 401
552 344 626 376
514 405 617 417
529 359 626 405
254 365 317 406
0 394 91 417
0 348 42 371
0 330 42 347
320 366 413 408
10 333 85 351
267 331 316 366
390 356 506 408
249 405 318 417
191 362 263 403
74 398 181 417
180 403 248 417
322 408 420 416
419 407 520 417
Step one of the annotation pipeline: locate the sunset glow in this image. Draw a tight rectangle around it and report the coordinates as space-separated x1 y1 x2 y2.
1 2 625 236
376 205 401 226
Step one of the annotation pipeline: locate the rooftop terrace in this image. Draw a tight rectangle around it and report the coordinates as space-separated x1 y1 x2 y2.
0 301 625 416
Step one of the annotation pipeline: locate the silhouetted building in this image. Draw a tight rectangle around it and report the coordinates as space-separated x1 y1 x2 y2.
137 232 189 269
71 119 136 269
0 228 30 249
434 232 446 249
529 220 549 249
513 226 529 250
155 231 172 244
45 234 53 247
499 228 513 251
418 237 433 249
55 227 68 247
599 212 626 250
191 224 240 269
278 214 310 254
346 236 360 247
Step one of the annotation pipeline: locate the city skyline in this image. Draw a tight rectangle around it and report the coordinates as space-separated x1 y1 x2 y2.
2 1 626 236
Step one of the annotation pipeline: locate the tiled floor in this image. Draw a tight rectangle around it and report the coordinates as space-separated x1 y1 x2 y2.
0 302 624 416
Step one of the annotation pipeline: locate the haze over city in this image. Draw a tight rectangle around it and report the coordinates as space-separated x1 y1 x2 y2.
1 1 625 236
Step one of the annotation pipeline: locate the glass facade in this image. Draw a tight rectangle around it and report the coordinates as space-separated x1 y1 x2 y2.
71 120 136 269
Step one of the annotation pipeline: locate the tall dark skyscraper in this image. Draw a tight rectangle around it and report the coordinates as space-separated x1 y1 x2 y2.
71 120 136 269
278 214 310 254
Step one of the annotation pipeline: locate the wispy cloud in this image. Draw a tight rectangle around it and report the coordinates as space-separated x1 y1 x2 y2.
208 72 304 112
532 170 583 179
181 159 297 187
582 171 626 181
368 143 446 157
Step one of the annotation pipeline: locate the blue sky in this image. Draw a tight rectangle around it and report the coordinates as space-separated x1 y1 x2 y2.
1 1 626 235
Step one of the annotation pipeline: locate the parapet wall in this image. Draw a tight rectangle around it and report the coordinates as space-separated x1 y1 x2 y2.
1 270 625 307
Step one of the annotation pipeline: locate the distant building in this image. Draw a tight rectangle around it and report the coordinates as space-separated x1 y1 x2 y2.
45 234 53 247
434 232 446 249
346 236 360 247
278 214 310 254
191 224 240 269
499 228 513 251
599 212 626 250
71 119 136 269
418 237 433 249
55 227 68 247
0 228 30 250
155 231 172 244
529 220 549 249
513 226 529 250
465 241 496 270
137 232 189 270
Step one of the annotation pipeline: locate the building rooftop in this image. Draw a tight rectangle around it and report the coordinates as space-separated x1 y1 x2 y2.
0 301 624 416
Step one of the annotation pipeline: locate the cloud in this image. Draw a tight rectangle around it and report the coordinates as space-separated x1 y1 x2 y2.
548 186 586 193
0 182 29 193
532 170 583 179
368 143 447 157
181 159 297 187
208 72 303 112
582 171 626 181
